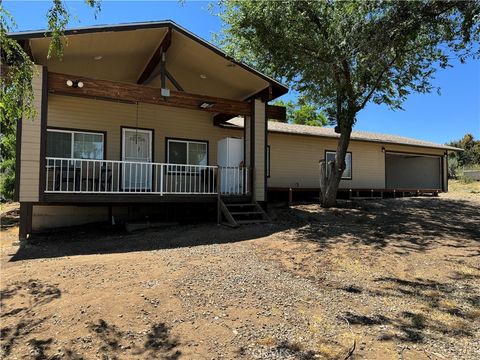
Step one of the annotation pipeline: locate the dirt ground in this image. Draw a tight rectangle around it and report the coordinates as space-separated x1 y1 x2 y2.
1 187 479 359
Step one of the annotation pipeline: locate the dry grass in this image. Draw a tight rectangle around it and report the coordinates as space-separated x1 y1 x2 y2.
448 179 480 194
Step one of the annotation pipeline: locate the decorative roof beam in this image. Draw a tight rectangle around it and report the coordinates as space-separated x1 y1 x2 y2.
165 68 183 91
213 105 286 125
48 71 250 116
137 27 172 84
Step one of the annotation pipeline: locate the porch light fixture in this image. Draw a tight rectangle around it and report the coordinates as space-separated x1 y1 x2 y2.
199 101 215 109
66 79 84 88
382 146 386 153
161 88 170 97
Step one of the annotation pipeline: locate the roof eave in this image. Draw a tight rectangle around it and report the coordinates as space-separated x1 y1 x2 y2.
8 20 289 100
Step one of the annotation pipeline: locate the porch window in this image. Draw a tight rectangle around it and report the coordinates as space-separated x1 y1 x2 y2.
47 129 104 159
325 151 352 180
167 139 208 166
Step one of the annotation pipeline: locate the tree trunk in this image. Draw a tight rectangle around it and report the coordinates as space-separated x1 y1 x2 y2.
319 116 354 208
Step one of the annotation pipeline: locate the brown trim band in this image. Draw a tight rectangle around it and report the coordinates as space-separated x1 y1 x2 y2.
43 193 219 204
264 100 268 202
250 100 255 199
38 66 48 202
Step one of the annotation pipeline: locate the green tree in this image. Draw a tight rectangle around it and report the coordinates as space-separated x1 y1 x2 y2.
0 0 100 200
218 0 480 207
273 97 328 126
448 133 480 177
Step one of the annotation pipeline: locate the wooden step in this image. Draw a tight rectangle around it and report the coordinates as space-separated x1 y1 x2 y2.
229 211 264 216
235 219 269 224
218 199 269 227
226 203 257 207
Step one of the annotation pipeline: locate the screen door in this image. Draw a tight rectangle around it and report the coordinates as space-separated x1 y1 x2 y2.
122 128 152 191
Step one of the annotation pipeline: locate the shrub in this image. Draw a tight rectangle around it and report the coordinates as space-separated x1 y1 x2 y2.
447 157 459 179
459 174 475 184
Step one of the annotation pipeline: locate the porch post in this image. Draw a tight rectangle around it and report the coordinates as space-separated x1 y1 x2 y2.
245 98 267 203
19 202 33 242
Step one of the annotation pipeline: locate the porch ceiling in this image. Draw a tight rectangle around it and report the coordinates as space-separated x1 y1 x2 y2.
23 22 284 101
29 28 169 84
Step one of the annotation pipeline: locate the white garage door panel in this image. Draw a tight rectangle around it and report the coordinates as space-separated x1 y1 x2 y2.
386 153 441 189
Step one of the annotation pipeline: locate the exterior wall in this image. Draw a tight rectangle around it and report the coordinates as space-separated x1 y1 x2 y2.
267 133 385 189
19 65 45 202
267 132 446 190
47 94 241 164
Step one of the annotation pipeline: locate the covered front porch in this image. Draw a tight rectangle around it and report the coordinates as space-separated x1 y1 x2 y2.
15 21 288 237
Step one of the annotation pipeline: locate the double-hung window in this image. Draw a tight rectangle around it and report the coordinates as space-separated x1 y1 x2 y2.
46 129 105 160
325 151 352 180
167 138 208 172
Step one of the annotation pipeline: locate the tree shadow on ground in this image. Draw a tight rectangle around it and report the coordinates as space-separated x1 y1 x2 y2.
0 279 61 358
86 319 180 360
282 197 479 253
8 197 479 261
337 275 478 345
10 217 293 261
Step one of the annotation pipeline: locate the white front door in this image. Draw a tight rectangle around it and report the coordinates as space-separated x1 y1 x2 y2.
122 128 152 190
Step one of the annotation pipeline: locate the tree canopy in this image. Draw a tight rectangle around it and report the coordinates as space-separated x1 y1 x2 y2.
0 0 100 200
218 0 480 206
273 97 328 127
449 134 480 167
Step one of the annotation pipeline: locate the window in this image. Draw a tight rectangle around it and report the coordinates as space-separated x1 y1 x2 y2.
167 139 208 169
266 145 271 178
325 151 352 180
47 129 104 159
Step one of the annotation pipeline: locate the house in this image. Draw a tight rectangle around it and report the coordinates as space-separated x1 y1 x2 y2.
226 118 459 201
10 21 459 239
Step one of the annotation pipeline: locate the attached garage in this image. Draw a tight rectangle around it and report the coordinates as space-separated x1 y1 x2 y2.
385 152 443 190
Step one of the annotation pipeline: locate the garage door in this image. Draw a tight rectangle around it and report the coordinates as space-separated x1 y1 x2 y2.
386 153 442 189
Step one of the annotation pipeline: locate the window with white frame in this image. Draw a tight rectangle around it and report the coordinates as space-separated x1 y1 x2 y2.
325 151 352 179
167 139 208 167
46 129 104 159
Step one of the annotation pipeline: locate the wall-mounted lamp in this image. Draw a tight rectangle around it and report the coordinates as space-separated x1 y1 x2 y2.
381 146 386 153
66 79 84 88
199 101 215 109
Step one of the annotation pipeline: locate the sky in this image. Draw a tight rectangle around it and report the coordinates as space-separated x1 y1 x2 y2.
4 0 480 144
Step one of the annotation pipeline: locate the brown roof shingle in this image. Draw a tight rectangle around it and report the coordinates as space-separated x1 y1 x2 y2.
226 117 461 151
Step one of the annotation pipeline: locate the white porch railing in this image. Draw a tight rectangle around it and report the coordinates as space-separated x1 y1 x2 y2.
44 157 249 196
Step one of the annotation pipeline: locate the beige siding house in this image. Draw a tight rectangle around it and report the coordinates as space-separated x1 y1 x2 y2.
226 118 456 199
10 21 459 239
